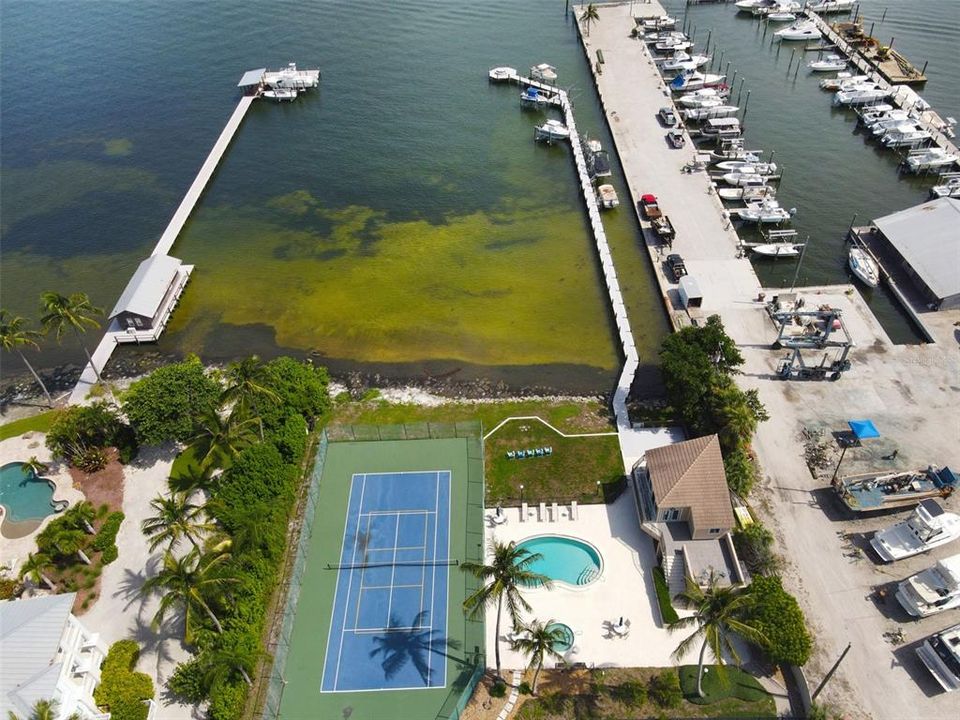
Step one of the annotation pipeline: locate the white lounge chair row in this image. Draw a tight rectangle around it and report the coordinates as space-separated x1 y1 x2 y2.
518 500 579 522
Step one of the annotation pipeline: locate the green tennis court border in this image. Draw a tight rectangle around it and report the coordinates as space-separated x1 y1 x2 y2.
264 425 485 720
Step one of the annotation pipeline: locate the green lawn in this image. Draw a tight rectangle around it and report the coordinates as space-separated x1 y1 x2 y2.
679 664 775 714
331 398 624 504
0 409 59 441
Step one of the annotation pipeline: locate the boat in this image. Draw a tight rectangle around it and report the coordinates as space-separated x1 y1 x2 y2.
715 160 778 173
584 139 612 178
820 72 869 90
683 105 739 121
834 465 958 512
534 119 570 143
654 39 693 53
808 55 847 72
880 123 933 148
488 66 516 82
262 62 320 91
669 71 726 92
767 11 797 22
752 243 800 256
834 86 892 106
862 108 912 129
597 184 620 209
520 86 560 109
530 63 557 84
639 16 677 31
848 246 880 287
736 0 777 11
738 198 794 224
869 113 918 135
717 182 775 202
721 165 778 185
661 53 711 72
916 623 960 692
931 177 960 199
262 87 298 101
710 138 759 161
677 87 730 107
775 21 820 41
896 554 960 618
643 31 687 43
869 499 960 563
700 117 741 138
808 0 855 12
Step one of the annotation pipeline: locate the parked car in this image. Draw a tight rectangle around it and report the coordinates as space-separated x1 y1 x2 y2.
667 129 685 148
658 106 677 127
666 253 687 282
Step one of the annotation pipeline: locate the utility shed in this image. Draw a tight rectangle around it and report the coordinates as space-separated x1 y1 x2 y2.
109 254 184 330
873 198 960 310
237 68 266 88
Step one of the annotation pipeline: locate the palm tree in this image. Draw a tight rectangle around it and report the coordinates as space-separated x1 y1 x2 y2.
221 355 278 440
0 310 54 407
7 698 79 720
201 642 257 687
19 552 57 591
167 461 215 495
667 572 766 698
581 3 600 37
38 291 104 383
187 409 258 471
46 526 92 565
461 540 552 678
141 492 214 553
141 549 237 645
21 456 50 478
510 619 566 694
68 500 97 535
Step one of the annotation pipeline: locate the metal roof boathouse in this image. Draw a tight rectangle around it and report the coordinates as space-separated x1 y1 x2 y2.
108 254 193 343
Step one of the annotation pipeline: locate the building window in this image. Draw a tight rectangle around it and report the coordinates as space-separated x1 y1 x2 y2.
663 508 681 522
709 528 721 534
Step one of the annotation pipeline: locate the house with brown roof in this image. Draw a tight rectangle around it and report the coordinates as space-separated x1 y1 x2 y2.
631 434 746 598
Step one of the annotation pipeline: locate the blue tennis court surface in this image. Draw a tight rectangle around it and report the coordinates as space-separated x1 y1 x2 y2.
321 471 452 693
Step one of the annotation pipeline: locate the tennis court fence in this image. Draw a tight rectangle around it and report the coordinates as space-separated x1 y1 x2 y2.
326 420 483 443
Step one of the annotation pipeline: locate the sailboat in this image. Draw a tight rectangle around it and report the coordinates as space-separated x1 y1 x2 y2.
848 246 879 286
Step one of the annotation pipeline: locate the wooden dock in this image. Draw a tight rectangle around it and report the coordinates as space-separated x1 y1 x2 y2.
69 94 257 402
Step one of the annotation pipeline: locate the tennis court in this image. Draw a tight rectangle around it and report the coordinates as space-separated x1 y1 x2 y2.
321 471 452 692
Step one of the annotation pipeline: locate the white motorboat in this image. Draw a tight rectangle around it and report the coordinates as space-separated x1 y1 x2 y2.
718 184 776 202
808 55 847 72
520 86 560 109
710 138 759 160
767 11 796 22
534 119 570 143
488 66 516 82
677 87 730 107
683 104 739 121
640 15 677 31
834 85 892 106
808 0 855 13
655 39 693 53
735 0 775 11
775 21 820 41
722 166 778 185
715 160 778 173
262 62 320 90
848 246 879 287
820 72 868 90
669 71 726 92
661 53 711 71
860 106 907 126
752 243 800 256
896 554 960 618
916 623 960 692
931 177 960 199
597 184 620 209
644 31 687 43
262 87 298 101
739 198 794 224
870 500 960 562
530 63 557 84
700 117 742 137
881 123 933 148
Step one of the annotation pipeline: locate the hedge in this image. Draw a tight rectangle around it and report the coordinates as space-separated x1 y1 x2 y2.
93 511 125 552
652 566 680 624
747 575 812 666
94 640 155 720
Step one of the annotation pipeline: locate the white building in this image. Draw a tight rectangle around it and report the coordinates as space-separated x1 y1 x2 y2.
1 594 109 720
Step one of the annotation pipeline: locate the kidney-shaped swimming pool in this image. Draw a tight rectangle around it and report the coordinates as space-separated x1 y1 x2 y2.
515 535 603 587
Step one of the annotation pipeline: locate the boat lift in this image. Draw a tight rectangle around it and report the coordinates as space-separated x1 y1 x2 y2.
767 298 854 380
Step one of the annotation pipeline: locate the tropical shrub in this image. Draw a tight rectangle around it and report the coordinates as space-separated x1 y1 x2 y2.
270 412 308 463
94 640 155 720
0 576 19 599
652 566 679 624
723 446 758 496
611 680 647 708
101 544 119 565
46 401 133 466
733 522 781 577
122 356 221 445
746 575 812 666
73 446 109 473
215 443 294 510
648 668 683 708
259 357 331 431
489 680 507 698
208 679 247 720
92 512 125 552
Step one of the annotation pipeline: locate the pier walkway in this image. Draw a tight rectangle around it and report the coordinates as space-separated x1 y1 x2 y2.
69 95 256 402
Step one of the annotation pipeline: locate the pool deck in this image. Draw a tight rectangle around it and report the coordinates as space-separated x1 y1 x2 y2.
484 492 691 670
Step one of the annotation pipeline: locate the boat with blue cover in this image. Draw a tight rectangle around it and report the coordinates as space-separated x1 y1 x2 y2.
834 465 958 513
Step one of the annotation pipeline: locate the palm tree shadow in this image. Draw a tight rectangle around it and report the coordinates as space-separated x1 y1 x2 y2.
117 556 160 610
368 610 467 686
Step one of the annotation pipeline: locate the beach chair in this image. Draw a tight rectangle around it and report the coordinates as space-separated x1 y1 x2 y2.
506 450 515 459
551 501 559 522
538 501 547 521
571 500 579 520
520 502 528 522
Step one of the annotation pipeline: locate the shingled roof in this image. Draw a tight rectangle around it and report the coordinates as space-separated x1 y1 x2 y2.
645 434 735 532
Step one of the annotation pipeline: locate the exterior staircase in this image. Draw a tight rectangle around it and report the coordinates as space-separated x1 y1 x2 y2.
663 551 688 598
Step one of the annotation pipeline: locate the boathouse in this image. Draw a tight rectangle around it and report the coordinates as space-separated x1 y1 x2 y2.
871 198 960 311
108 254 193 342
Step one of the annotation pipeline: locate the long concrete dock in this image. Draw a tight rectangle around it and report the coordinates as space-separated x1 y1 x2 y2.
69 95 256 402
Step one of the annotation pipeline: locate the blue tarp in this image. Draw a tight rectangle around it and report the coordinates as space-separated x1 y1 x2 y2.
848 419 880 440
670 75 684 88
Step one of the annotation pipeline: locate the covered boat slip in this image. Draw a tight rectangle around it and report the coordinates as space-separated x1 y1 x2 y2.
108 254 193 343
835 465 958 512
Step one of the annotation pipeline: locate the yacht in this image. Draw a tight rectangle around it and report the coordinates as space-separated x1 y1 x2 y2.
677 87 730 107
534 119 570 143
520 86 560 109
738 198 794 224
916 623 960 692
715 160 778 173
881 124 933 148
597 184 620 209
896 554 960 618
488 66 516 82
848 246 880 287
662 53 711 72
530 63 557 84
752 243 800 256
775 21 820 41
262 63 320 90
906 148 958 173
870 500 960 563
808 55 848 72
931 177 960 199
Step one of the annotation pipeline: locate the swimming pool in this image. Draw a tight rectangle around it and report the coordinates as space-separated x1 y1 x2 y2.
515 535 603 587
546 622 575 653
0 462 57 524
